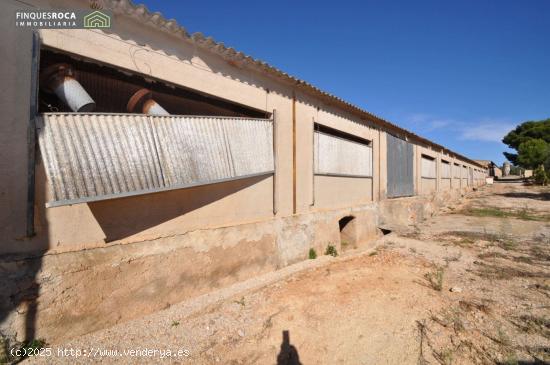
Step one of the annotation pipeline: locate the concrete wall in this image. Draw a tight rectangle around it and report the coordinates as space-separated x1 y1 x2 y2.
421 178 437 195
0 0 34 249
313 176 373 210
441 178 452 190
0 0 486 344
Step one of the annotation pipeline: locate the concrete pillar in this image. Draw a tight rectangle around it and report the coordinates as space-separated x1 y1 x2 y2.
378 130 387 200
0 1 34 243
436 152 441 192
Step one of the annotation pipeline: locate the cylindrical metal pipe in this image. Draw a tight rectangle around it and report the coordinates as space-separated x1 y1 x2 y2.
143 98 169 115
41 63 96 112
53 76 96 112
127 88 170 115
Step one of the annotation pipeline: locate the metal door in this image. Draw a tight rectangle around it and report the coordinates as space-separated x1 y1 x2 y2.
387 134 414 198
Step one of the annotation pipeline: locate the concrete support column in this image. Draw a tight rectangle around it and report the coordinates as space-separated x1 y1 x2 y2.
372 130 380 201
414 145 421 195
436 153 441 192
378 130 387 200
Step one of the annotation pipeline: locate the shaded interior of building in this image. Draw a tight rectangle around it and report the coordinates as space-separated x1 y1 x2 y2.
39 49 269 118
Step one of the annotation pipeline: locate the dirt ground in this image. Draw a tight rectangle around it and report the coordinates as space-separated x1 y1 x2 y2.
25 182 550 364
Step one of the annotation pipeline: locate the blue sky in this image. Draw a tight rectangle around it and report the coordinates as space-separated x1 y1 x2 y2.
137 0 550 165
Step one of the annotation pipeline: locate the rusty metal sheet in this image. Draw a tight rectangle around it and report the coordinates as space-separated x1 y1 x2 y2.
314 131 372 177
38 113 274 207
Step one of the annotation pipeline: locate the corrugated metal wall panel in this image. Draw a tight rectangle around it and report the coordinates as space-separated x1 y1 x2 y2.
453 163 461 178
38 113 274 207
386 134 414 198
38 113 164 203
153 115 273 185
222 117 274 176
421 156 436 178
314 131 372 177
441 161 451 178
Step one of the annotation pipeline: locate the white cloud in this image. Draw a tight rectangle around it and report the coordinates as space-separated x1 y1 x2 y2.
406 114 452 131
405 113 515 143
408 113 432 124
458 121 515 143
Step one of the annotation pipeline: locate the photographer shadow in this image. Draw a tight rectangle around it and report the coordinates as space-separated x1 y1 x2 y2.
276 330 301 365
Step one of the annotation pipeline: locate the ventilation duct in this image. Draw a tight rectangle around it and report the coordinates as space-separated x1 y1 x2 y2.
127 88 170 115
40 63 96 112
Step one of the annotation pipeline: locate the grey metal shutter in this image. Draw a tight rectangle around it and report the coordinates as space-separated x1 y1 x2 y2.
441 161 451 178
314 131 372 177
453 163 461 178
421 156 436 178
386 134 414 198
38 113 274 207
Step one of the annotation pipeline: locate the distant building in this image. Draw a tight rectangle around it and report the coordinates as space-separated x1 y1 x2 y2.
503 162 511 176
474 160 501 178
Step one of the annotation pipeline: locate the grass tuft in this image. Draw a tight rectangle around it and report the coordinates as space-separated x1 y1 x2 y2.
424 266 444 291
325 245 338 257
459 207 550 222
308 248 317 259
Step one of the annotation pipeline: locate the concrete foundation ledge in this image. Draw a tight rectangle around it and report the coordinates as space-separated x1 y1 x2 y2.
0 187 478 343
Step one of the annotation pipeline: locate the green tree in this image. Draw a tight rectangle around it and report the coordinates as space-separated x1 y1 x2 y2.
502 119 550 165
516 139 549 169
533 165 548 185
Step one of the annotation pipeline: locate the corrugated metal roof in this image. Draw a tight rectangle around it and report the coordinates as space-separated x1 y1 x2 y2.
38 113 274 207
102 0 484 168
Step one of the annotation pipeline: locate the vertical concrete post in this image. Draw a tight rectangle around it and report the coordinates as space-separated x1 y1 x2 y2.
272 109 278 215
414 145 421 195
436 152 441 192
1 2 34 242
310 116 315 207
378 129 387 200
372 129 380 201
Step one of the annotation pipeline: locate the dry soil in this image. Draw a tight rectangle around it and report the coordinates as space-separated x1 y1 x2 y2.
24 182 550 364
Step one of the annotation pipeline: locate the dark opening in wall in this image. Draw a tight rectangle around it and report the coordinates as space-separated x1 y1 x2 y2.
339 216 355 231
38 49 268 118
379 228 392 236
339 215 357 252
315 123 371 146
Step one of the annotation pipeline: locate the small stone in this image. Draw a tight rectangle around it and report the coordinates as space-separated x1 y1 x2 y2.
450 287 462 293
238 329 245 337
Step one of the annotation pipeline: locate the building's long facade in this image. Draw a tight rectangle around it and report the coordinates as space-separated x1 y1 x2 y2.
1 0 487 342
